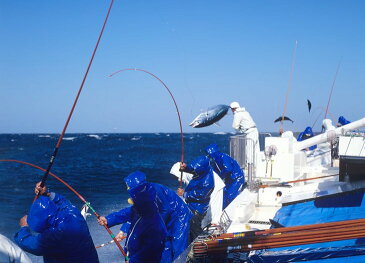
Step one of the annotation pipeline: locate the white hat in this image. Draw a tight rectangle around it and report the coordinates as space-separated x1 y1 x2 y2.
230 102 240 109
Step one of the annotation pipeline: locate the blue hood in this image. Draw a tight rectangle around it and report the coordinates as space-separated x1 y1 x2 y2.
128 182 158 217
188 156 210 176
27 196 57 233
205 143 220 156
124 171 146 190
338 116 350 126
304 126 314 136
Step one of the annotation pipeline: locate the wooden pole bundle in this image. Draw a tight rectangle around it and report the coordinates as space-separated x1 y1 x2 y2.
194 218 365 255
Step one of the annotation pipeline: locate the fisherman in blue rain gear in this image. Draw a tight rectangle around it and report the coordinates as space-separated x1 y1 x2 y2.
205 143 245 209
98 171 192 262
99 173 167 263
337 116 351 127
297 126 317 150
178 156 214 242
14 182 99 263
127 180 167 263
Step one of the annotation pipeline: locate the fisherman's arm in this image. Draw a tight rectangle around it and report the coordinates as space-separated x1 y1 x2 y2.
99 206 134 228
297 132 304 141
35 181 70 210
220 157 234 179
14 217 44 256
232 114 241 131
179 162 194 174
112 223 130 241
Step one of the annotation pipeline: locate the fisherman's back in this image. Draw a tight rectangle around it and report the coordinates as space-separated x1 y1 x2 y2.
15 193 99 263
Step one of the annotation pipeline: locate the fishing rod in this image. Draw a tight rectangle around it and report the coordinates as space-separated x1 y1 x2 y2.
201 226 365 250
96 236 126 249
259 173 338 188
280 40 298 133
196 230 365 254
0 159 128 259
109 68 185 188
208 217 365 241
324 60 342 120
37 0 115 193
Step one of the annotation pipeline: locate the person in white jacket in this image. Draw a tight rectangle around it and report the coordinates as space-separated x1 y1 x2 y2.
230 102 260 166
317 118 336 165
0 234 31 263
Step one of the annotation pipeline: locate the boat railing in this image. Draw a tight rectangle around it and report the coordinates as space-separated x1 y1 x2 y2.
218 210 232 233
229 135 254 168
230 133 271 186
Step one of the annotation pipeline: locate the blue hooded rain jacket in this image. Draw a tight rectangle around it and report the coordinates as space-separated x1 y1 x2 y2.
205 144 244 209
297 126 317 150
106 171 192 262
14 193 99 263
184 156 215 215
338 116 351 126
123 181 167 263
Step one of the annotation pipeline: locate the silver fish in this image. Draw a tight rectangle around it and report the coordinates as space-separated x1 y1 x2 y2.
189 104 230 128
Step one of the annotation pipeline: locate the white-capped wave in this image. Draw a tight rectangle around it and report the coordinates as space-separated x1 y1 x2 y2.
38 135 51 138
88 134 102 140
63 137 76 141
131 136 141 141
214 131 227 135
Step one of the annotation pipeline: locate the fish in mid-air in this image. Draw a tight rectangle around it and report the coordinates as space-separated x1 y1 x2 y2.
189 104 230 128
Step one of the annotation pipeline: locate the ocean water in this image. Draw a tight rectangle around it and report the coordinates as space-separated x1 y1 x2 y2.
0 133 231 262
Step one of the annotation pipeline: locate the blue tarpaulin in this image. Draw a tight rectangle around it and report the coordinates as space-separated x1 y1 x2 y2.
248 189 365 262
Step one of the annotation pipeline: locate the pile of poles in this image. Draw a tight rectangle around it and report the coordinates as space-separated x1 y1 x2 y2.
193 218 365 256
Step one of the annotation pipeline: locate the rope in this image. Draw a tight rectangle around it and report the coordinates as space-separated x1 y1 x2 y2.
109 68 185 187
0 159 127 259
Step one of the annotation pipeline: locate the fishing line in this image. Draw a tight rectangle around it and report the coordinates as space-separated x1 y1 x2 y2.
37 0 115 191
109 68 185 187
311 107 336 130
280 40 298 132
0 159 128 259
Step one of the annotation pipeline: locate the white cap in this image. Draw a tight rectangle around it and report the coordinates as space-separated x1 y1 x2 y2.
230 102 240 109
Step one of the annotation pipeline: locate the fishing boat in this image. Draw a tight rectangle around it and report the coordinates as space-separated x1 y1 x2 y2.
174 117 365 262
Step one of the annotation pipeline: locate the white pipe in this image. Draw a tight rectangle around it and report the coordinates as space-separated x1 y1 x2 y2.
295 117 365 152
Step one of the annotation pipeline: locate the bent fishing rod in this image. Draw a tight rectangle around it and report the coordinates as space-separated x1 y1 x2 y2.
37 0 115 192
0 159 127 259
109 68 185 187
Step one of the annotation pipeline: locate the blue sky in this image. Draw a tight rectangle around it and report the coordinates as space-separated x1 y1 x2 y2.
1 0 364 133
